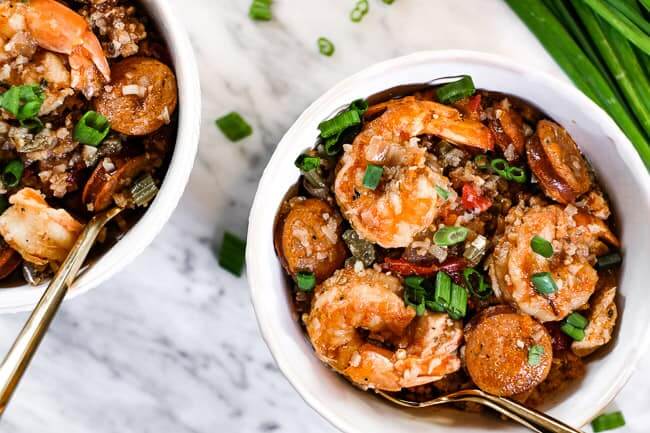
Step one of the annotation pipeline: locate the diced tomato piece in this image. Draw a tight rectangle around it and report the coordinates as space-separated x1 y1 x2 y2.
461 183 492 213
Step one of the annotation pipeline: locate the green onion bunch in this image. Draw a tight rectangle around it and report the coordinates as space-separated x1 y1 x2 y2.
505 0 650 169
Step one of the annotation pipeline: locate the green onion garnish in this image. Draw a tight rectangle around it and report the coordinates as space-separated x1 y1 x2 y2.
382 0 395 4
561 322 585 341
433 226 469 246
474 154 489 169
355 0 369 14
490 158 510 178
597 252 622 270
296 272 316 291
0 195 8 215
404 275 424 289
362 164 383 190
506 165 527 183
403 282 426 316
2 159 24 188
435 186 449 200
317 37 335 56
73 111 110 146
216 112 253 142
295 154 320 172
463 267 492 299
531 272 558 295
591 411 626 432
0 85 44 121
531 235 554 258
249 0 272 21
436 76 476 104
319 110 361 138
566 312 589 330
130 174 158 207
527 345 545 366
350 1 369 23
435 271 452 308
448 284 468 320
218 231 246 277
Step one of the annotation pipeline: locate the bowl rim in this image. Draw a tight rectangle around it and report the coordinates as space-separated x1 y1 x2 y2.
247 49 650 432
0 0 201 313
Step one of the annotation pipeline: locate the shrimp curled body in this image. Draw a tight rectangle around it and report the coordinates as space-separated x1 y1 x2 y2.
489 204 618 322
305 267 463 391
334 97 494 248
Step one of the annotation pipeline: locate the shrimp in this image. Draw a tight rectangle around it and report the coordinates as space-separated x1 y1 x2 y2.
305 267 463 391
489 203 619 322
571 278 617 357
334 97 494 248
0 187 83 266
0 0 110 99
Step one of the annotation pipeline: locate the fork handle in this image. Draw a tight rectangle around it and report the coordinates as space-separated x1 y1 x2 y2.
0 208 121 415
453 390 583 433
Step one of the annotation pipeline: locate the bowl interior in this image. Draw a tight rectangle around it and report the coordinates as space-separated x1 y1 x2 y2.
0 0 200 313
247 51 650 433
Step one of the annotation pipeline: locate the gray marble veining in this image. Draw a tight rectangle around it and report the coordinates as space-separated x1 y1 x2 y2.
0 1 646 432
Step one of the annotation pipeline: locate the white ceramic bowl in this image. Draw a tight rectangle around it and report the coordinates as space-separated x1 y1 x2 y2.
0 0 200 313
247 50 650 432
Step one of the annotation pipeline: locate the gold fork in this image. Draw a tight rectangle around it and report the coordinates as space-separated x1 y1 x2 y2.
376 389 583 433
0 207 123 415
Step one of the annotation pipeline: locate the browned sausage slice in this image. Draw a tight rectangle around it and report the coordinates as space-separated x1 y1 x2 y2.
279 197 346 282
465 312 553 396
527 120 592 204
94 57 178 136
0 244 21 280
82 155 153 212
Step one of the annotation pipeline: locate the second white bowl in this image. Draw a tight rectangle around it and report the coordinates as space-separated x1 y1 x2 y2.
247 50 650 432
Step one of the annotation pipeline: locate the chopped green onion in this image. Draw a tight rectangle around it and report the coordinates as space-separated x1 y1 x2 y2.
296 272 316 291
404 275 425 289
382 0 395 4
317 37 335 56
448 284 468 320
319 110 361 138
435 186 449 200
436 76 476 104
597 252 622 269
435 271 452 308
216 112 253 142
0 195 7 215
295 154 320 172
506 165 527 183
561 322 585 341
218 231 246 277
130 174 158 207
249 0 272 21
73 111 110 146
531 272 558 295
433 226 469 246
531 235 553 258
591 411 626 432
463 267 492 299
324 135 342 156
2 160 23 188
355 0 369 14
566 312 589 330
349 99 369 114
528 345 545 366
362 164 383 190
490 158 510 178
0 85 44 121
474 154 489 169
403 284 426 316
350 7 365 22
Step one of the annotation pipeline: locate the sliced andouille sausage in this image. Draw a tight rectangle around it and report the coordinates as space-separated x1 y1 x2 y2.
463 304 515 340
94 57 178 136
279 197 346 282
0 243 21 280
489 99 526 161
527 120 592 204
465 312 553 396
82 155 153 212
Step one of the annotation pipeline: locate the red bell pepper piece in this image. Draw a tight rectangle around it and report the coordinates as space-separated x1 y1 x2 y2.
461 183 492 213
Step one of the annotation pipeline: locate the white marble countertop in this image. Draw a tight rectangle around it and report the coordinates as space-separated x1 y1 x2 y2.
0 0 647 432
